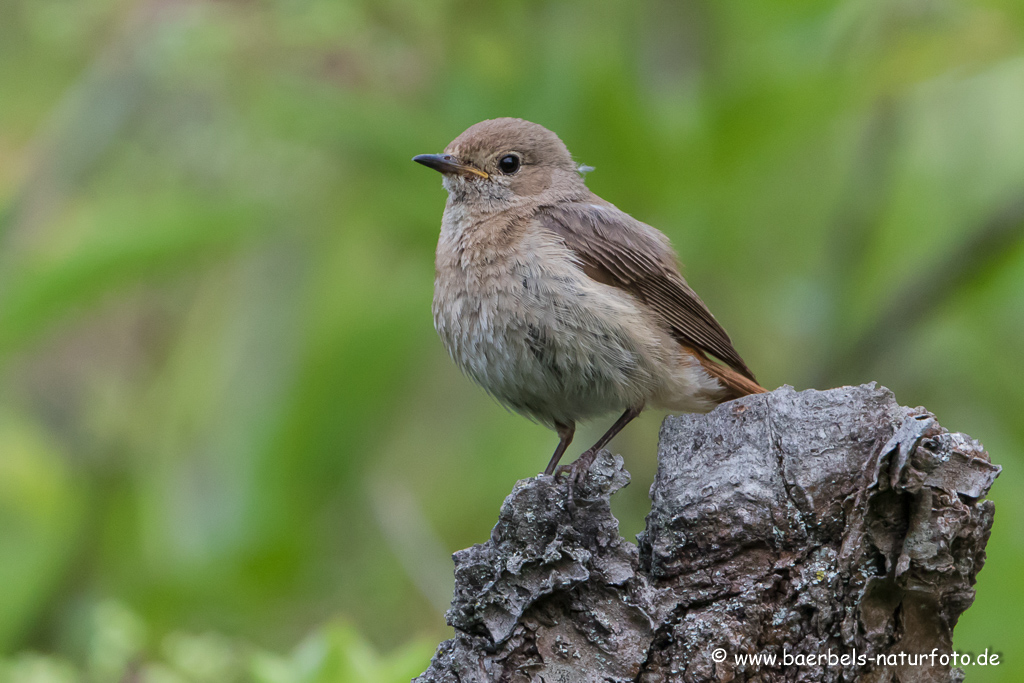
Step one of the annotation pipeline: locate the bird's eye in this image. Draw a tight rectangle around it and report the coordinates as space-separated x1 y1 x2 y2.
497 154 521 174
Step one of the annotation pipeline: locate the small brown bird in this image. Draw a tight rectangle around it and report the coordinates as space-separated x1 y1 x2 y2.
414 118 765 479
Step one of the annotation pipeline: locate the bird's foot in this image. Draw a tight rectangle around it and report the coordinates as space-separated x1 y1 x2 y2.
554 448 599 506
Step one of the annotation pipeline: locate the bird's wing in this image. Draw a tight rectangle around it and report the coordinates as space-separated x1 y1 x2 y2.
536 201 759 383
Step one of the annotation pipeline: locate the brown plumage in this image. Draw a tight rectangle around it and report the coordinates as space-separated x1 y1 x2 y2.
537 203 758 381
415 118 765 479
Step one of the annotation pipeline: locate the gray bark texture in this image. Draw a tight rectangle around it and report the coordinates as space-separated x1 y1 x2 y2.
414 384 1000 683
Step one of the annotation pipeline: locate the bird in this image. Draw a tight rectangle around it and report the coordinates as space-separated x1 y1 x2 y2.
413 118 765 480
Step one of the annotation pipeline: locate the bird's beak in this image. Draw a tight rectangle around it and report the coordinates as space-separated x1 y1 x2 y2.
413 154 489 179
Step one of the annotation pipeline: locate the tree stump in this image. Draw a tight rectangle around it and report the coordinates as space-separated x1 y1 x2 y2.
414 384 1000 683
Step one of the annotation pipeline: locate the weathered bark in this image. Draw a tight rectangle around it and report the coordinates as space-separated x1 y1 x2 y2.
415 384 1000 683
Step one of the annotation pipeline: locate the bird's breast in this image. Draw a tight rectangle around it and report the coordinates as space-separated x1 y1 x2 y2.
432 219 673 425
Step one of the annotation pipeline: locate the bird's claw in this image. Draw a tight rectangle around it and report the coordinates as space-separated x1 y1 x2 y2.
554 449 598 509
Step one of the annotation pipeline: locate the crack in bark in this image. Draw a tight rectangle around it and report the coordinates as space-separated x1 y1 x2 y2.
765 400 814 540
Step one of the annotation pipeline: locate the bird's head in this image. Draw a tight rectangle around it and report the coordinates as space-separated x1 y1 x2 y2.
413 118 587 210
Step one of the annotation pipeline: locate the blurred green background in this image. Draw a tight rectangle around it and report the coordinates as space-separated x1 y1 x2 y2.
1 0 1023 680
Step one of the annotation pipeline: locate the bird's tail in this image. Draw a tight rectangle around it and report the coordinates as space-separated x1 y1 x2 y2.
707 364 768 400
685 345 767 400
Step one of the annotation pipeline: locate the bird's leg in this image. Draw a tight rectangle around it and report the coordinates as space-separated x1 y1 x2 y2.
557 406 643 487
543 421 576 475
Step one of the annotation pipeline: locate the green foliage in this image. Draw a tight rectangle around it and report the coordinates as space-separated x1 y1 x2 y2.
0 602 432 683
1 0 1023 681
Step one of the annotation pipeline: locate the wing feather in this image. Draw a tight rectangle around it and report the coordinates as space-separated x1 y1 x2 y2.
536 201 759 383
